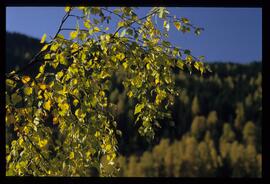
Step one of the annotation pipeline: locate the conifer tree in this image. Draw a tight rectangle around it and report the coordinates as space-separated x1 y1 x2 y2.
191 96 200 116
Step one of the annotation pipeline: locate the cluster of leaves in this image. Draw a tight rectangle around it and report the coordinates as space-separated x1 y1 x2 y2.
5 7 209 176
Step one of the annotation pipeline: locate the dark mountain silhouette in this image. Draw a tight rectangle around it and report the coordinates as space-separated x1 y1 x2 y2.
6 32 43 73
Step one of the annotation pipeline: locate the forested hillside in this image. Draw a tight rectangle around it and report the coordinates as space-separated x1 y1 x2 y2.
103 61 262 177
5 32 261 177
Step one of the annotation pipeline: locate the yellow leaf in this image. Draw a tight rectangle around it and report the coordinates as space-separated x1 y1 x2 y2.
134 103 144 115
39 65 45 73
182 17 189 24
41 44 49 52
86 151 91 158
23 126 29 134
84 20 91 29
70 31 78 39
73 99 79 106
65 6 71 12
59 53 68 65
21 76 31 84
155 89 166 105
71 79 78 85
186 55 193 63
105 144 112 152
24 87 33 96
127 91 133 98
53 116 58 125
116 53 125 60
177 59 184 70
44 54 51 60
38 139 48 148
43 100 52 111
174 21 181 30
59 103 69 111
146 63 151 70
122 62 128 69
100 71 110 79
56 34 64 40
155 77 160 85
75 109 80 117
39 83 46 90
118 21 125 28
105 34 110 41
99 91 105 97
40 33 47 44
50 43 59 52
56 71 64 81
6 79 15 88
11 93 22 104
18 138 23 146
93 27 100 32
6 155 11 163
95 131 101 137
69 152 75 159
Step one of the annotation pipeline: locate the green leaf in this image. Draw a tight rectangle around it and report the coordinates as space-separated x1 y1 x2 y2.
184 49 191 55
126 28 133 36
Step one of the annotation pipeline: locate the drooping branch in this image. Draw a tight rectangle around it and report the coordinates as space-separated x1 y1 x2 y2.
6 10 72 79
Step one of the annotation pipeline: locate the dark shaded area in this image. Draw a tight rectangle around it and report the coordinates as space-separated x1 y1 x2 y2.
6 32 43 75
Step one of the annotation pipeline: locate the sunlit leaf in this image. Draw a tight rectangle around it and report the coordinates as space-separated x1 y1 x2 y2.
40 33 47 43
21 76 31 84
134 103 145 115
24 87 33 96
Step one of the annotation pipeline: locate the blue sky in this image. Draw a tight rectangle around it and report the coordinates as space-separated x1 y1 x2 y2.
6 7 262 63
